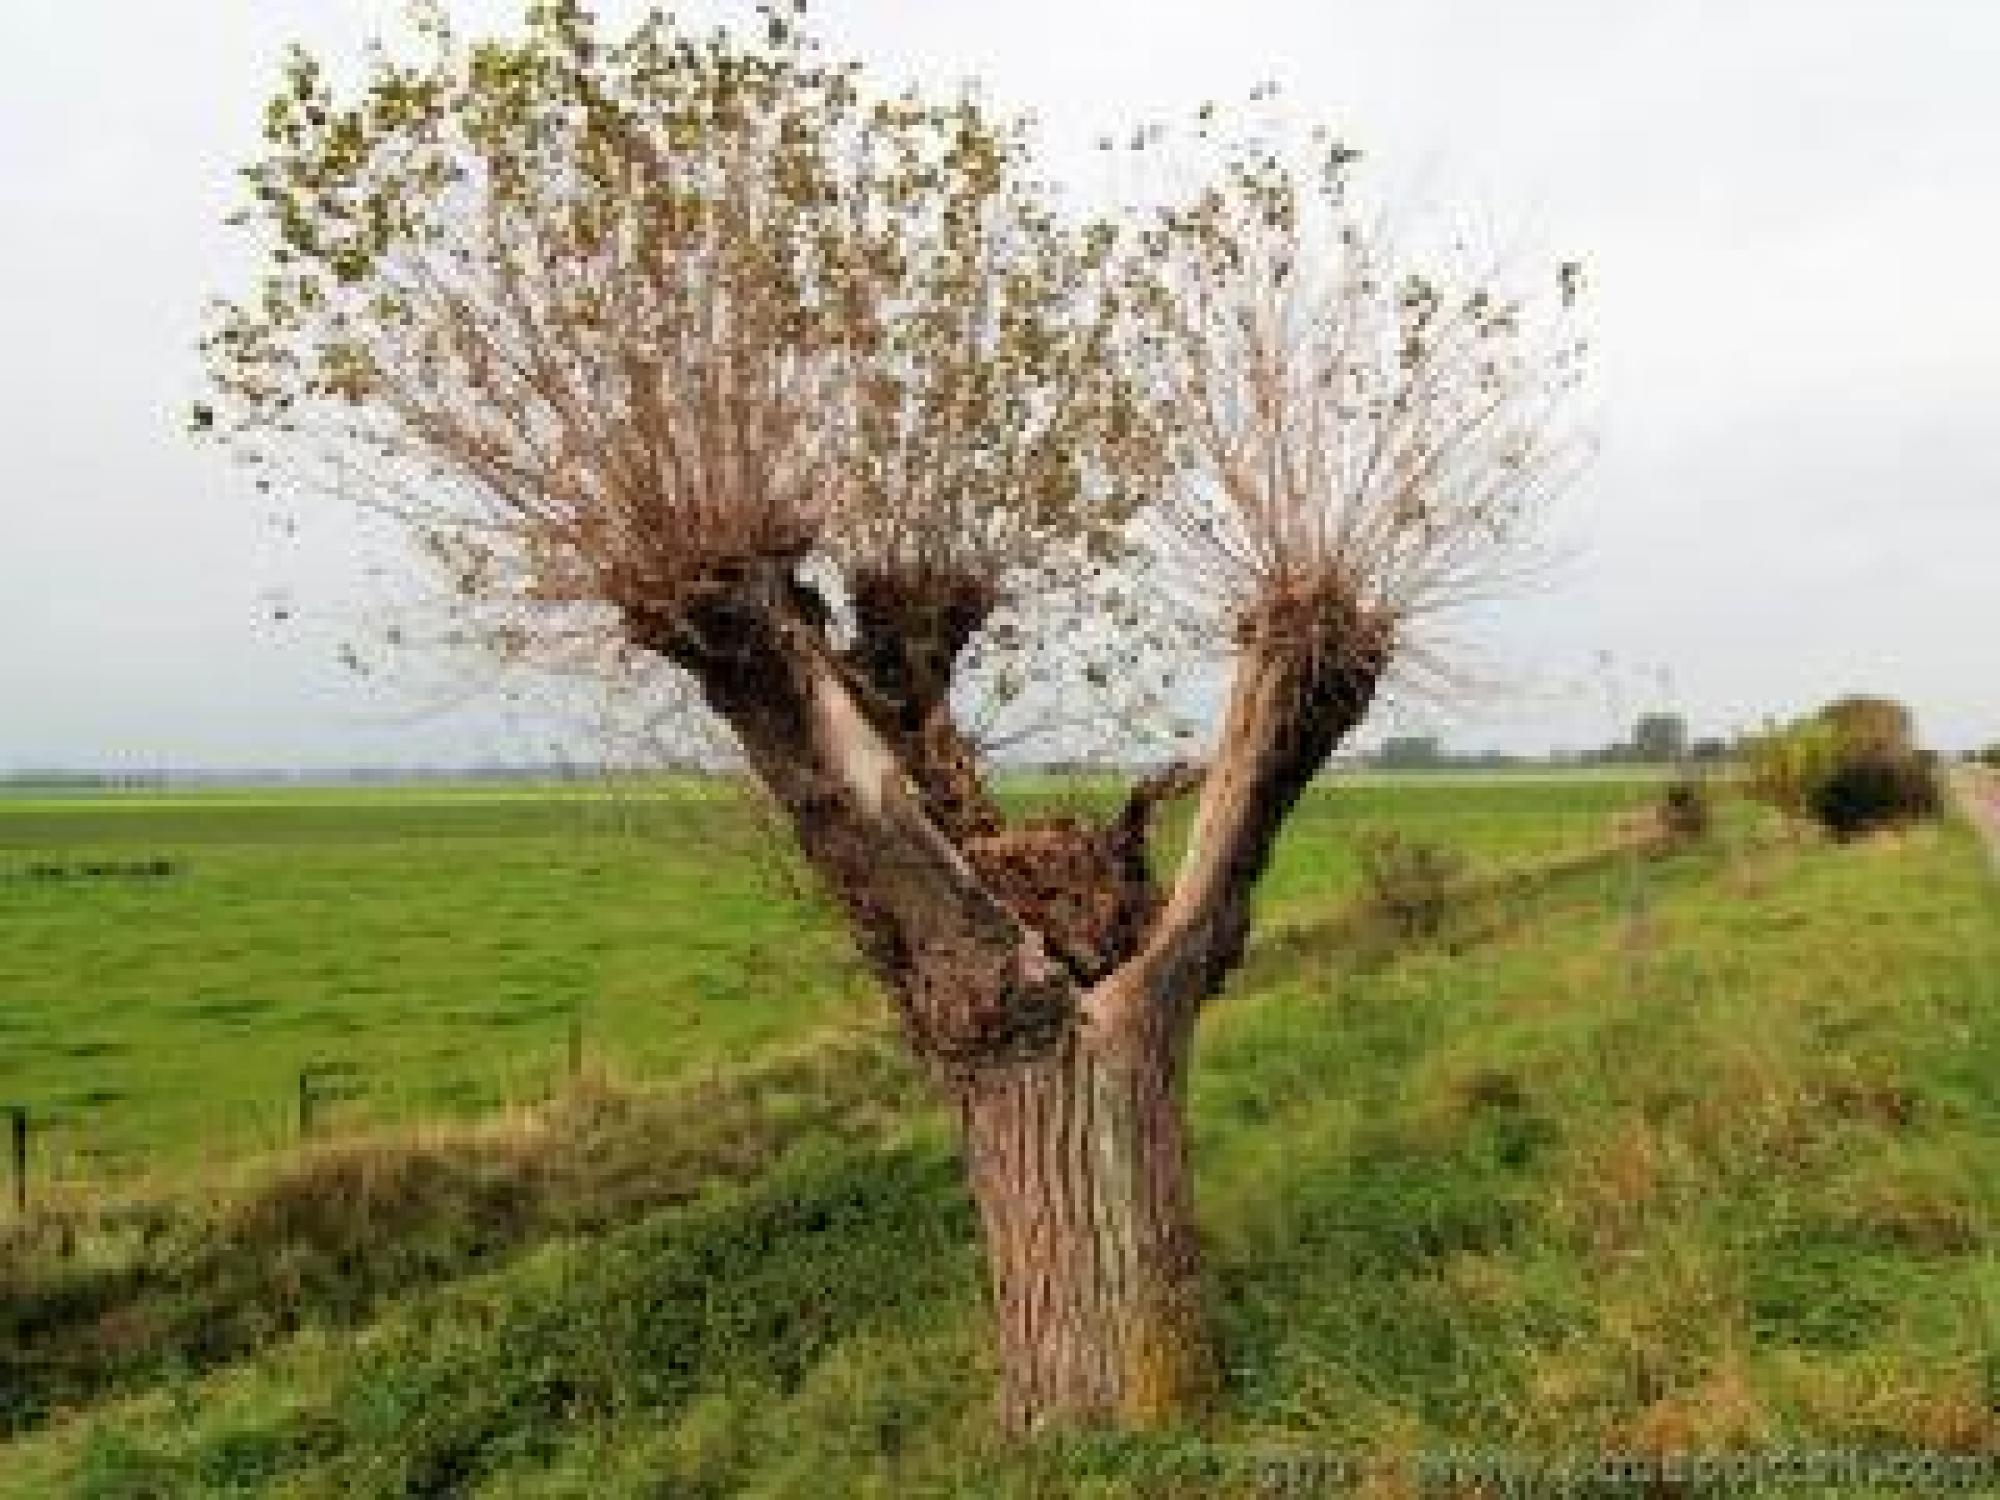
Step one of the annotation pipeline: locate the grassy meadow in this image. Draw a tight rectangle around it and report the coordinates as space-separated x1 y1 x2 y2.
0 775 1650 1178
3 771 1998 1496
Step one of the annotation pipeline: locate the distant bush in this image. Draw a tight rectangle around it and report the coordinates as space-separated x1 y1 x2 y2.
1357 830 1467 941
1742 696 1940 838
1809 755 1943 838
1657 775 1712 845
1977 744 2000 770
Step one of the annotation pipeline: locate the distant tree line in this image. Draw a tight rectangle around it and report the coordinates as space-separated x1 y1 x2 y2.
1368 712 1729 771
16 714 1981 788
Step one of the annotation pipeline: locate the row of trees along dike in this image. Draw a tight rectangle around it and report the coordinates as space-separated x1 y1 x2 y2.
193 1 1590 1435
1741 695 1944 838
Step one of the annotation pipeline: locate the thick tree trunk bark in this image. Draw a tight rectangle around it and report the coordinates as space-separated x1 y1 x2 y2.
956 1017 1213 1434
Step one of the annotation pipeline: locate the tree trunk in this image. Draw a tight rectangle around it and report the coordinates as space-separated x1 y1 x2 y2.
641 568 1381 1438
956 1017 1214 1434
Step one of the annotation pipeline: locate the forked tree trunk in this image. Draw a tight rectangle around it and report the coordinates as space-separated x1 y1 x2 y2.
955 1015 1213 1434
650 571 1381 1437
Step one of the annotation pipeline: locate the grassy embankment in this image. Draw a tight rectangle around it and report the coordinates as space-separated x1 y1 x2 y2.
2 774 1996 1496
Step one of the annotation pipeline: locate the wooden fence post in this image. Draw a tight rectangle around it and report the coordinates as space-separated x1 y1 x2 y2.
7 1105 26 1216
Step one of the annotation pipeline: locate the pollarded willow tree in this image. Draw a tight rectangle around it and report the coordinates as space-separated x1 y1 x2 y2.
199 0 1587 1434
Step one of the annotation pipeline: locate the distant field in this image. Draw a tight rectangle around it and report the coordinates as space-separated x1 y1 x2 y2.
0 783 862 1179
0 773 1658 1180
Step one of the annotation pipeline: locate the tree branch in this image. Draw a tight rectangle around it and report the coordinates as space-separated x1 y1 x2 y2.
629 560 1072 1077
1088 586 1387 1036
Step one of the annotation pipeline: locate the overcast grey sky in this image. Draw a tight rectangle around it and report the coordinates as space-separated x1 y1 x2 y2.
2 0 1995 769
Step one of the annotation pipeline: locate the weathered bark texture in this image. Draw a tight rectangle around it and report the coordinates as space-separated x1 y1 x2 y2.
630 558 1386 1435
958 1016 1211 1432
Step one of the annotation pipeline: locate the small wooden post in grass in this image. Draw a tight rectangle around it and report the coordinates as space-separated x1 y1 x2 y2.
7 1105 27 1217
297 1062 363 1142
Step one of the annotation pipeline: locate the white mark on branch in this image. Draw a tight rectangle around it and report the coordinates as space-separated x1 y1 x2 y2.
810 664 904 819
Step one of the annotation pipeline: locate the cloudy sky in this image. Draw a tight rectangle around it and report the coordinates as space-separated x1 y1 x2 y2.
3 0 1995 770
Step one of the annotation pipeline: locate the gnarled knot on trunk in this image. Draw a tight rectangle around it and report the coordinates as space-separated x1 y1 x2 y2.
959 760 1200 987
1236 574 1393 663
1234 577 1395 737
906 934 1075 1078
845 566 999 724
616 543 824 673
965 819 1158 985
842 566 1004 841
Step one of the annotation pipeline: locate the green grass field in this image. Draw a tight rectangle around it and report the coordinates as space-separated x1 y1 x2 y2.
3 772 1997 1497
0 774 1653 1178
